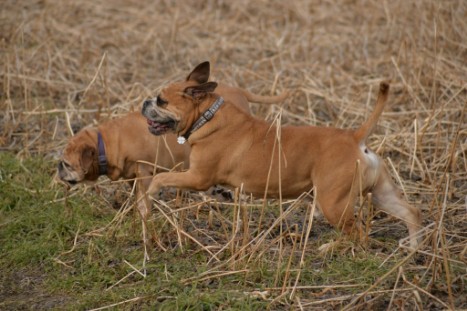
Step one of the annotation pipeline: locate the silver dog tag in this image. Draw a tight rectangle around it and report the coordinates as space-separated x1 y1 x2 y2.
177 136 186 144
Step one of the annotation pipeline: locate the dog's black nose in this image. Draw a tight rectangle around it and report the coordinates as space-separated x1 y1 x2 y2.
143 100 152 111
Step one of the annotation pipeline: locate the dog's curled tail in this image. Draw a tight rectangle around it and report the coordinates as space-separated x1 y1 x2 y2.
242 89 289 104
354 82 390 142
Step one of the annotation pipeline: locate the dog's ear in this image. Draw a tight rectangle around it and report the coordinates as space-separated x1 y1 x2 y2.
80 145 96 174
186 61 210 84
184 82 218 100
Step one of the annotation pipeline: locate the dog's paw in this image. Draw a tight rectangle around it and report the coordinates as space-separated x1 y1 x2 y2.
158 188 179 201
209 185 233 202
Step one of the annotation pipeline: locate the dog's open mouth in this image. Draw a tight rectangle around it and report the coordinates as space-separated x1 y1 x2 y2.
146 118 176 135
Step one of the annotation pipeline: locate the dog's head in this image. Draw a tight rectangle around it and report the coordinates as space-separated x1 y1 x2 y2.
57 129 100 187
141 61 218 137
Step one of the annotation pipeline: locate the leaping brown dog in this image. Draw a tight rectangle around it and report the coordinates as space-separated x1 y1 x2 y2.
142 61 422 248
57 77 288 219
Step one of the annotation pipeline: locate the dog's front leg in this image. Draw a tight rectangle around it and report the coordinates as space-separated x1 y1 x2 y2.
135 162 154 219
147 170 212 197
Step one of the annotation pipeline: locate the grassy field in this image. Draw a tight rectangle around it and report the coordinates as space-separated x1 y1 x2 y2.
1 0 466 310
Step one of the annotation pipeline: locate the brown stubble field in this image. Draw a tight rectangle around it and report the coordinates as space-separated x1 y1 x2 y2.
1 0 466 310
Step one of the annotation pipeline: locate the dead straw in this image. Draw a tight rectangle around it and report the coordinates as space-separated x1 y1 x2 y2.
2 0 466 309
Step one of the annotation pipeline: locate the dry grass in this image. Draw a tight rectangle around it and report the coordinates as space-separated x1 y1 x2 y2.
1 0 466 309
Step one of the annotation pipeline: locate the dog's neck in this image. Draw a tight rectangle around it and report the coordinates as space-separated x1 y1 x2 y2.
178 96 224 144
83 129 109 179
97 131 108 175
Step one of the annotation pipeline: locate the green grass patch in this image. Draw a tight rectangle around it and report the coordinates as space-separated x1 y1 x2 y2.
0 152 431 310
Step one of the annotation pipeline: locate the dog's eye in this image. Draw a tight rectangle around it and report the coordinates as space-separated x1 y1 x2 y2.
157 96 168 107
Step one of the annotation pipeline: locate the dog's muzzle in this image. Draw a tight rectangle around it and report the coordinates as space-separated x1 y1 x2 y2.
142 99 176 136
142 99 153 113
146 118 176 136
57 161 78 186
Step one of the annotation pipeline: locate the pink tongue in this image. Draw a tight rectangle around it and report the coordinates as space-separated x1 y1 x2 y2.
146 119 171 132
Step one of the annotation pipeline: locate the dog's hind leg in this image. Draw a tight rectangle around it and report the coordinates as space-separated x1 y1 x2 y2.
371 167 422 248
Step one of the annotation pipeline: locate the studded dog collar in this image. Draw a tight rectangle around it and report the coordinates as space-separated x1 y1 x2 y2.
177 96 224 144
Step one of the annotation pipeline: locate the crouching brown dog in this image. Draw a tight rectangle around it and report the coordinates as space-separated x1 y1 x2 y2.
57 76 288 221
142 62 422 248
